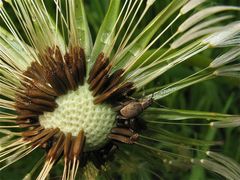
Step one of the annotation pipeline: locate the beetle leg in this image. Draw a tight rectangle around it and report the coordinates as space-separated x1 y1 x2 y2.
109 128 139 144
111 127 134 136
141 98 153 110
108 134 134 144
130 133 139 142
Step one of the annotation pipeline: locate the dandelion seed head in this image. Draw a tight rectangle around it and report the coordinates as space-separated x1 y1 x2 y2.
0 0 240 178
39 84 116 150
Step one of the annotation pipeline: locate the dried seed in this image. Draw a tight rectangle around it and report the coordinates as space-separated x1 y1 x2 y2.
24 88 55 101
16 109 42 120
92 74 109 96
64 53 77 90
103 69 124 93
64 133 72 161
47 132 65 160
72 130 85 158
22 126 44 137
89 65 111 91
31 128 60 147
88 53 109 83
79 48 86 82
94 82 134 104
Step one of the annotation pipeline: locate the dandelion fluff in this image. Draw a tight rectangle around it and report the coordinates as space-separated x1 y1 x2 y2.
180 0 207 14
178 6 240 32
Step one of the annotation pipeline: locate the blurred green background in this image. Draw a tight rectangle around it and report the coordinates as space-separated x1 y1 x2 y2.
1 0 240 179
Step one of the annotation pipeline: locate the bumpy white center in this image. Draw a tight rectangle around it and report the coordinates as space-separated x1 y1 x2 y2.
39 84 116 150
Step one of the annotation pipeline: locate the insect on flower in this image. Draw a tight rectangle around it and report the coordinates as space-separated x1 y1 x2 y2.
0 0 240 179
117 98 153 119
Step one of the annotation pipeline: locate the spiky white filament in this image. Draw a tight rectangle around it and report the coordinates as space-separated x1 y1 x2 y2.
111 0 188 68
98 0 129 58
0 63 24 85
123 14 181 73
178 6 240 32
113 0 153 61
146 0 155 7
199 159 240 179
3 0 65 54
132 44 209 88
0 146 37 171
206 151 240 175
171 27 223 49
0 111 17 119
203 22 240 47
105 0 138 57
0 8 36 61
0 99 15 110
180 0 207 14
221 37 240 47
210 119 240 128
118 4 240 87
54 0 69 40
138 15 232 69
210 47 240 68
68 0 78 46
115 0 143 53
214 64 240 78
181 15 233 36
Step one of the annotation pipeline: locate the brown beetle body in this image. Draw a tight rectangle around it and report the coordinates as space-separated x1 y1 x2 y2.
120 102 143 119
119 98 153 119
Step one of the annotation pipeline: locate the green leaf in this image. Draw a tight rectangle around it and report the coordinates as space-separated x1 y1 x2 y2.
0 27 34 69
75 0 93 59
91 0 121 65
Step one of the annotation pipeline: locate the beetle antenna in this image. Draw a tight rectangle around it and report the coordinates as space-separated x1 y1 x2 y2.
148 90 167 108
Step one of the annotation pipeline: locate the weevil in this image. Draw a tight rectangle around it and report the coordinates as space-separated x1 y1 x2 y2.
118 98 153 119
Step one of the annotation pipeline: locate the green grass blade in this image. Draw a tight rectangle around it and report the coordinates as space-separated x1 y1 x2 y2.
90 0 121 65
75 0 93 60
